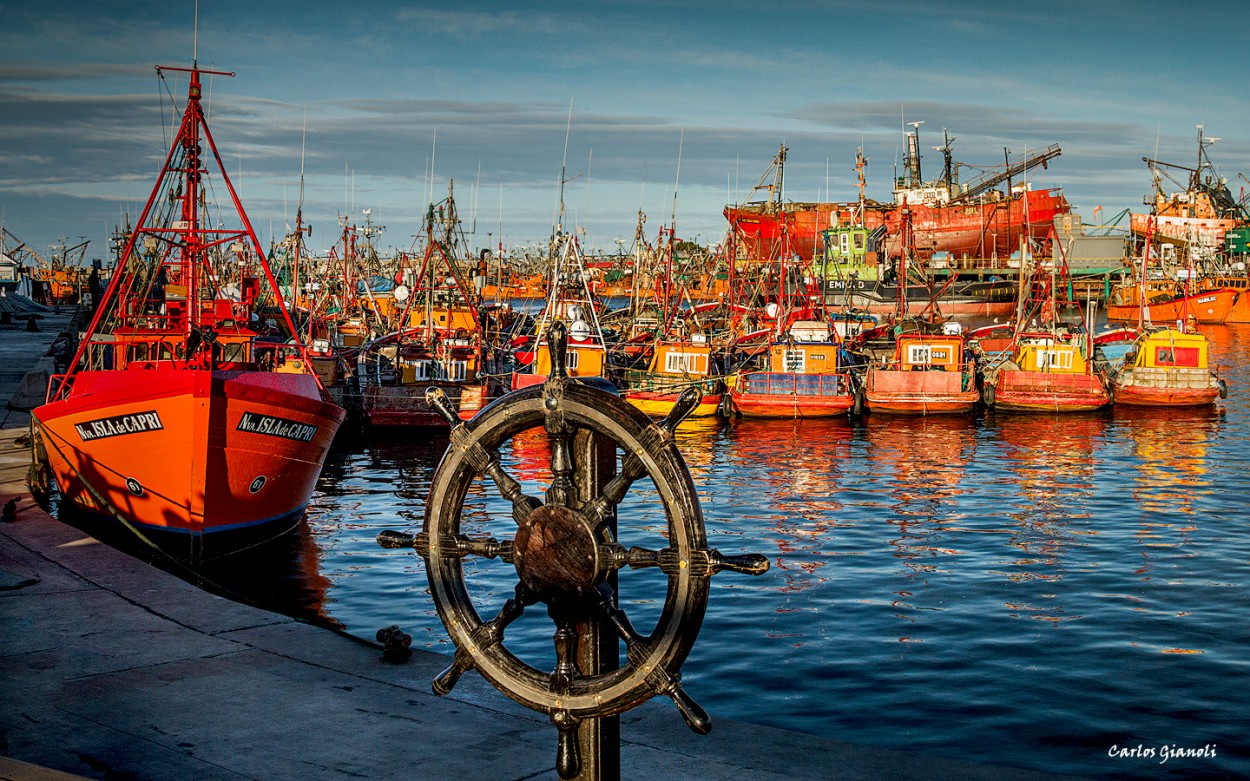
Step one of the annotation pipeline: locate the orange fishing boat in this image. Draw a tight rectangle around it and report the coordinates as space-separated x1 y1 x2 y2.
981 334 1110 412
978 246 1109 413
620 337 725 418
1105 281 1239 325
356 189 495 426
1107 215 1240 325
863 329 980 414
32 63 344 561
511 229 610 390
727 320 857 418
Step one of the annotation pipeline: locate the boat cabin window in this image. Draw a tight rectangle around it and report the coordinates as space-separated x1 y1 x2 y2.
905 344 954 367
664 351 708 375
125 340 185 363
218 341 250 363
784 349 806 373
407 360 433 381
1038 349 1073 371
1155 346 1199 368
444 360 468 382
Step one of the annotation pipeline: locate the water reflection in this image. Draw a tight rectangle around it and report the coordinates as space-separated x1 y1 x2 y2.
721 418 855 594
859 415 977 638
988 413 1106 623
1106 406 1221 586
1115 406 1218 516
196 523 339 628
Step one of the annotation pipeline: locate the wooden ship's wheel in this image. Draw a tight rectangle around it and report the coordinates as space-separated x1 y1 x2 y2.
379 321 768 779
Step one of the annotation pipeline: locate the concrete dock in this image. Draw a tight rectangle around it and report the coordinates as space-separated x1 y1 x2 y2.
0 306 1080 780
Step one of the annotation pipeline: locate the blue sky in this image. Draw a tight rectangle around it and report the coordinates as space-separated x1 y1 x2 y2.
2 1 1248 262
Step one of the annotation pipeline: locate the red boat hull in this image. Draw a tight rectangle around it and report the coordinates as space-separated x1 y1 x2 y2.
34 367 343 558
361 382 490 426
988 370 1109 412
1113 384 1219 407
1105 287 1239 325
864 369 980 414
726 188 1070 261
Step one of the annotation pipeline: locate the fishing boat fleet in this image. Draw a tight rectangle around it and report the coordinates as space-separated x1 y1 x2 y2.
18 59 1247 563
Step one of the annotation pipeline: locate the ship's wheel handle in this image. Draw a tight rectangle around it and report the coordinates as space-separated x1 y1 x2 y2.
378 321 768 779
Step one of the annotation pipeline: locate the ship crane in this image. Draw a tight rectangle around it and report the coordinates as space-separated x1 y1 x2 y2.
950 144 1062 202
739 144 788 212
1142 154 1245 220
1 227 49 272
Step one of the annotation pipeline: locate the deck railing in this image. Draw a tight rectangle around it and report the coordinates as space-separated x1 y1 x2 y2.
739 371 850 397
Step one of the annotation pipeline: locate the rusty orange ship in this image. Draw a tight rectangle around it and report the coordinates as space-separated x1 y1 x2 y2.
725 127 1070 263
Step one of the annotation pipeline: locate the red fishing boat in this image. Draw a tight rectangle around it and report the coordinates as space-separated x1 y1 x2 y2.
726 127 1069 263
32 63 344 561
977 246 1109 413
981 334 1110 412
1106 216 1240 325
356 188 495 426
1105 282 1239 325
863 329 980 414
727 319 857 418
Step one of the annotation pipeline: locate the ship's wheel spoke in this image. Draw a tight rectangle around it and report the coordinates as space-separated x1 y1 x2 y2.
545 427 578 508
427 387 544 525
376 530 515 563
592 582 710 734
433 583 538 695
617 545 770 577
581 450 647 529
482 456 543 525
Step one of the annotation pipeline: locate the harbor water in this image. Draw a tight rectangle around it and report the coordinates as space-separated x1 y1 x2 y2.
167 323 1250 779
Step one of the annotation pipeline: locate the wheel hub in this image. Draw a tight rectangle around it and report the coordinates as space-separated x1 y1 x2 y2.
513 504 600 601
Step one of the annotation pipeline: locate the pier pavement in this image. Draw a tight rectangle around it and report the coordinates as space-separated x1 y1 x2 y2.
0 306 1083 780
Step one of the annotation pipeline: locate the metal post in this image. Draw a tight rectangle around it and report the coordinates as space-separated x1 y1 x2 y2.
572 428 620 781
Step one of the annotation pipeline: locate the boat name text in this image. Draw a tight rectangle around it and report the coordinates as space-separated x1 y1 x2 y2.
236 412 318 442
74 411 164 441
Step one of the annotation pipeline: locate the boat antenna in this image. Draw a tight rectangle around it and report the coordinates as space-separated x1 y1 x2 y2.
582 147 593 235
555 97 574 236
193 0 199 67
671 127 684 231
471 159 481 237
298 104 307 219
